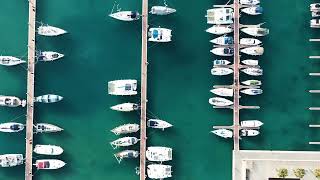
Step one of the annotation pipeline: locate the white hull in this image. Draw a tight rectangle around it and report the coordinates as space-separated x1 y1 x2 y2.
39 51 64 61
213 60 231 66
110 137 139 149
35 159 66 170
209 97 233 106
241 129 260 137
210 36 233 45
310 3 320 12
148 28 172 42
109 11 140 21
34 145 64 155
210 88 233 97
211 67 233 76
110 103 138 112
241 68 263 76
147 164 172 179
108 79 137 96
111 124 140 135
240 0 260 5
211 129 233 138
35 123 63 133
0 122 24 133
241 6 263 15
147 119 173 130
114 150 139 163
0 96 26 107
206 8 234 25
38 25 67 36
312 11 320 17
241 88 263 95
241 120 263 128
240 38 262 46
35 94 63 103
211 47 234 56
241 59 259 66
0 154 23 167
206 26 233 35
311 19 320 28
150 6 176 15
241 27 269 37
146 147 172 162
241 80 261 86
0 56 25 66
241 46 264 56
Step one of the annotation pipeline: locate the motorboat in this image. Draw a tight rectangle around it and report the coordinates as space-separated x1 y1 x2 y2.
241 129 260 137
147 164 172 179
211 67 233 76
0 154 23 167
310 3 320 12
241 27 269 37
34 159 66 170
206 8 234 25
241 6 263 15
311 19 320 28
209 97 233 107
108 79 137 96
241 59 259 66
0 56 25 66
35 94 63 103
110 103 139 112
312 11 320 17
110 137 140 149
114 150 139 163
241 46 264 56
0 96 26 107
111 124 140 135
240 38 262 46
241 80 261 86
213 59 231 66
33 145 64 155
241 88 263 95
241 68 263 76
241 120 263 128
150 6 176 15
240 0 260 5
206 25 233 35
35 123 63 133
146 146 172 162
147 119 172 130
109 11 140 21
148 27 172 42
211 47 234 56
210 36 233 45
210 88 233 97
211 129 233 138
37 24 67 36
38 51 64 61
0 122 24 133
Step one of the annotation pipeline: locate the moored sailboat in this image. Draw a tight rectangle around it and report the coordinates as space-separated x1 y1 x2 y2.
241 46 264 56
240 38 262 46
241 120 263 128
0 122 24 133
110 103 139 112
241 27 269 37
0 96 26 107
35 94 63 103
211 129 233 138
211 67 233 76
241 80 261 86
33 145 64 155
147 119 172 130
37 25 67 36
35 123 63 133
241 6 263 15
0 56 25 66
111 123 140 135
241 59 259 66
241 88 263 95
109 11 140 21
209 97 233 107
241 68 263 76
110 137 140 149
213 59 231 66
150 6 176 15
210 88 233 97
206 25 233 35
241 129 260 137
148 27 172 42
240 0 260 5
210 36 233 45
211 47 234 56
114 150 139 163
38 51 64 61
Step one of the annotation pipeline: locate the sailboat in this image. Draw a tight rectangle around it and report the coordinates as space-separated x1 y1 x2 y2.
0 122 24 133
114 150 139 163
241 27 269 37
209 97 233 107
0 56 25 66
241 59 259 66
240 38 262 46
38 51 64 61
34 159 66 170
33 145 64 155
150 6 176 15
241 68 263 76
108 79 138 96
211 47 234 56
213 59 231 66
109 11 140 21
210 36 234 45
110 103 139 112
241 88 263 95
211 67 233 76
147 119 172 130
35 94 63 103
241 120 263 128
311 19 320 28
35 123 63 133
206 25 233 35
110 137 140 149
111 124 140 135
241 129 260 137
147 164 172 179
210 88 233 97
0 154 24 167
146 146 172 162
241 80 261 86
312 11 320 17
310 3 320 12
148 27 172 42
37 24 67 36
241 46 264 56
241 6 263 15
0 96 26 107
240 0 260 5
211 129 233 138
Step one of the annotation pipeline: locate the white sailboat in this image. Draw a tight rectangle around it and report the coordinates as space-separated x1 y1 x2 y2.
310 3 320 12
312 11 320 17
35 123 63 133
147 119 173 130
210 88 233 97
37 25 67 36
241 46 264 56
109 11 140 21
114 150 139 163
35 94 63 103
210 36 234 45
0 122 24 133
311 19 320 28
241 120 263 128
33 145 64 155
241 6 263 15
0 96 26 107
240 0 260 5
146 146 172 162
241 68 263 76
209 97 233 107
0 56 25 66
211 47 234 56
108 79 137 96
241 59 259 66
110 103 139 112
213 59 231 66
241 27 269 37
206 25 233 35
240 38 262 46
206 8 234 25
241 129 260 137
111 124 140 135
38 51 64 61
211 129 233 138
148 27 172 42
241 80 261 86
150 6 176 15
110 137 140 149
211 67 233 76
34 159 66 170
0 154 24 167
241 88 263 95
147 164 172 179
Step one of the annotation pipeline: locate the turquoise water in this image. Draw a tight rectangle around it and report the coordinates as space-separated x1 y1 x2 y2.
0 0 319 180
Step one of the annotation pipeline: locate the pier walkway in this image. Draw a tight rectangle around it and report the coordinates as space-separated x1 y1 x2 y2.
139 0 148 178
25 0 36 179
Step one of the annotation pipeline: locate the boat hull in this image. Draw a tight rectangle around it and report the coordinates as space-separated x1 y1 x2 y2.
0 122 24 133
33 145 64 155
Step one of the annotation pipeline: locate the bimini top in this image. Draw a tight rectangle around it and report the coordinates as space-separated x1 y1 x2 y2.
108 79 137 96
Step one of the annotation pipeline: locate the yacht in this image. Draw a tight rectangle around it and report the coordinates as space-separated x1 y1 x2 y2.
34 159 66 170
206 8 234 24
241 46 264 56
241 59 259 66
240 0 260 5
211 129 233 138
35 123 63 133
311 19 320 28
241 88 263 95
241 129 260 137
240 38 262 46
210 88 233 97
146 146 172 162
147 119 173 130
209 97 233 107
38 51 64 61
310 3 320 12
109 11 140 21
0 96 26 107
147 164 172 179
37 25 67 36
114 150 139 163
206 25 233 35
111 124 140 135
213 59 231 66
110 137 139 149
0 154 23 167
108 79 137 96
210 36 234 45
110 103 139 112
241 120 263 128
211 47 234 56
148 27 172 42
241 68 263 76
0 122 24 133
241 80 261 86
35 94 63 103
0 56 25 66
33 145 64 156
312 11 320 17
211 67 233 76
150 6 176 15
241 27 269 37
241 6 263 15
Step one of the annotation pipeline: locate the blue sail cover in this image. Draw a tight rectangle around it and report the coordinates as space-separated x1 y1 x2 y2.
152 30 159 39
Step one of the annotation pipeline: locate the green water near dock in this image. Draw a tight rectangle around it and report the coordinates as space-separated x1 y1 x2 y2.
0 0 319 179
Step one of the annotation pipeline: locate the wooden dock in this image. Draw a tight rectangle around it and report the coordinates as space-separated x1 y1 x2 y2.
139 0 148 178
25 0 36 179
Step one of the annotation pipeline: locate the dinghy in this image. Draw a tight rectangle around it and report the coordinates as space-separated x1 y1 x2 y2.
35 123 63 133
114 150 139 163
209 97 233 107
206 8 234 25
35 94 63 103
241 68 263 76
109 11 140 21
211 47 234 56
38 25 67 36
210 36 233 45
211 129 233 138
147 119 172 130
241 129 260 137
0 154 23 167
150 6 176 15
241 6 263 15
110 137 139 149
0 96 26 107
211 67 233 76
241 88 263 95
148 27 172 42
110 103 139 112
210 88 233 97
111 124 140 135
108 79 137 96
33 145 64 155
213 59 231 66
241 80 261 86
241 46 264 56
240 38 262 46
146 146 172 162
206 25 233 35
0 56 25 66
241 59 258 66
310 3 320 12
147 164 172 179
0 122 24 133
241 27 269 37
241 120 263 128
240 0 260 5
34 159 66 170
38 51 64 61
